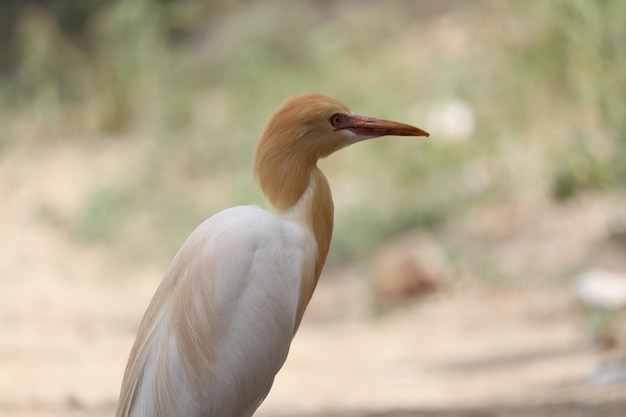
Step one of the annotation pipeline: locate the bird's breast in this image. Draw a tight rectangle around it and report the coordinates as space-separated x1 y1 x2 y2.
176 205 318 416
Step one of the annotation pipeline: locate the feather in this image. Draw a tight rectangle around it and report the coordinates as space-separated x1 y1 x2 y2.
116 206 317 417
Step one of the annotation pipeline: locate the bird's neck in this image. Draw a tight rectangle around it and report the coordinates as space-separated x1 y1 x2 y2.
255 157 334 324
282 167 335 329
258 161 334 274
281 167 334 278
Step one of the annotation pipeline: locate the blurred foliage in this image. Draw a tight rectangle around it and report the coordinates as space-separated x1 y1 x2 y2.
585 307 621 350
551 136 611 201
515 0 626 194
1 0 625 262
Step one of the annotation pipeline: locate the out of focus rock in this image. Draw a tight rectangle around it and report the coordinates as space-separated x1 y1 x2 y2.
373 236 444 303
576 269 626 309
585 358 626 386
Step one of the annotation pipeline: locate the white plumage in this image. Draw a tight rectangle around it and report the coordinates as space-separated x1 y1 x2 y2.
121 206 316 417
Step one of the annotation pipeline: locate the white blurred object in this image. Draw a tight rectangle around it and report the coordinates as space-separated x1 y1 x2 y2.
419 98 476 142
585 358 626 385
576 269 626 309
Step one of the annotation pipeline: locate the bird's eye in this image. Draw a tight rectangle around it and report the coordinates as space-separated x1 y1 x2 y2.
329 113 344 128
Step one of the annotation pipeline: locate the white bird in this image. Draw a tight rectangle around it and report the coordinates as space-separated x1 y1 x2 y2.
115 93 429 417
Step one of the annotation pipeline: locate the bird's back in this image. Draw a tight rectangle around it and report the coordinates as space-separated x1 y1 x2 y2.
116 205 317 417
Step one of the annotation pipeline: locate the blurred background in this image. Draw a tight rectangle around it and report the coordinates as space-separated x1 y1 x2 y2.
1 0 625 416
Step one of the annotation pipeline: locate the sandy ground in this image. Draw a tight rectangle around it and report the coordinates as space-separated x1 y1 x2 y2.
1 142 625 417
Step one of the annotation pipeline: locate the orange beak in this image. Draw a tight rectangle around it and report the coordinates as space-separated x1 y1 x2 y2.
339 114 430 138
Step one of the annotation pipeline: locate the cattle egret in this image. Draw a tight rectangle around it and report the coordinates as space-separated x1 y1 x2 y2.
115 93 429 417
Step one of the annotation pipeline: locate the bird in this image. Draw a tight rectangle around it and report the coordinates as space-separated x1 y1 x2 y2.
115 93 429 417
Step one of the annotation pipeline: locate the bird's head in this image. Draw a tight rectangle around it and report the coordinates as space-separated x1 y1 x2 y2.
254 93 429 211
256 93 429 162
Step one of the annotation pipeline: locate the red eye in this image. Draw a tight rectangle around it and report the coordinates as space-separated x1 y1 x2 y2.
329 113 344 127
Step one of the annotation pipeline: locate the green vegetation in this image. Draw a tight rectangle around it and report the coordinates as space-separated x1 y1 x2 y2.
516 0 626 198
1 0 624 262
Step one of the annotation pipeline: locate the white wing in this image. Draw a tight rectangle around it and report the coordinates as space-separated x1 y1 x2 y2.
116 205 317 417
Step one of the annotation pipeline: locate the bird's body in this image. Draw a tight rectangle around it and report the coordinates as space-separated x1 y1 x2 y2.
117 205 316 417
116 94 428 417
